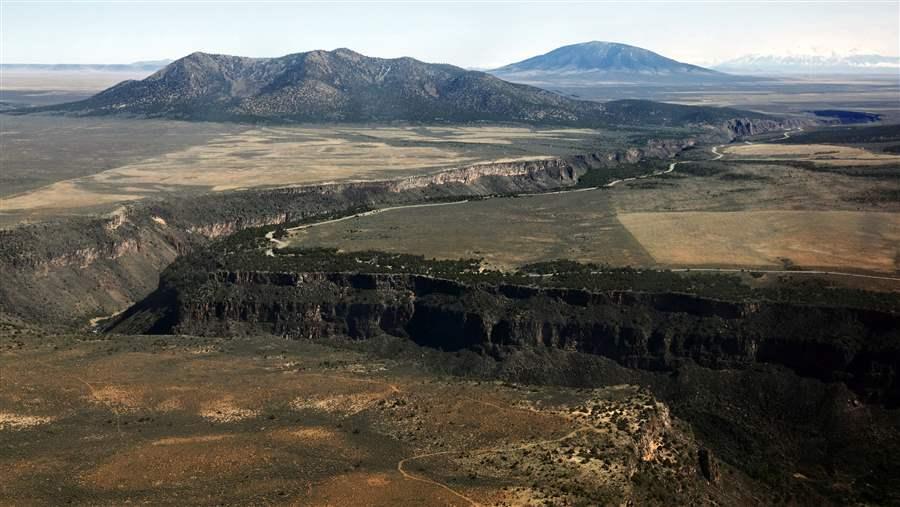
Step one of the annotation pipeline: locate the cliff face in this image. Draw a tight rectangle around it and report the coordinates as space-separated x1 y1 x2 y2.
0 213 196 326
112 271 900 405
720 118 814 139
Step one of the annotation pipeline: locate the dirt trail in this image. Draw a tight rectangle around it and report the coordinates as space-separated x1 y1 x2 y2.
396 391 608 507
396 450 483 506
300 371 480 505
288 200 471 233
715 127 808 161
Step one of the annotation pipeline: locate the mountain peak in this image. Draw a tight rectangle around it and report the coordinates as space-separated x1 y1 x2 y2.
36 48 608 124
492 41 717 75
573 41 639 49
332 47 363 57
177 51 234 63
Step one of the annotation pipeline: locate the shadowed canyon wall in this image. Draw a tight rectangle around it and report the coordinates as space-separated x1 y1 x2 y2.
112 270 900 406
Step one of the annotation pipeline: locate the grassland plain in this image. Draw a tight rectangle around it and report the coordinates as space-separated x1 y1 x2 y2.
722 142 900 166
285 190 654 270
546 76 900 121
0 116 648 227
618 210 900 272
0 115 248 198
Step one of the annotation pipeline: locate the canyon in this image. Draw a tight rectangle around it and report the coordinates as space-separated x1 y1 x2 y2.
0 133 709 325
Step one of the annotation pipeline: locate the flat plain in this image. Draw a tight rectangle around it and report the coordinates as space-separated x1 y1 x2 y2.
0 70 157 108
544 75 900 120
286 190 654 270
618 210 900 272
0 117 631 227
723 142 900 165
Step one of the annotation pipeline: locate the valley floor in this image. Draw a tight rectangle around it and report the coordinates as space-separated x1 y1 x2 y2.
281 138 900 277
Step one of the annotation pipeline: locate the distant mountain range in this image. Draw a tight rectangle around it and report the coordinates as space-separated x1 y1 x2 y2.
0 60 172 72
489 41 740 86
18 48 770 127
713 54 900 75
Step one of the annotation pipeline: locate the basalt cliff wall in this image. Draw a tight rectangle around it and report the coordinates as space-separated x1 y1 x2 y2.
720 118 812 138
112 270 900 406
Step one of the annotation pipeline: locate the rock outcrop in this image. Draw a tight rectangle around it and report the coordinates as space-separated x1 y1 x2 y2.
721 118 813 139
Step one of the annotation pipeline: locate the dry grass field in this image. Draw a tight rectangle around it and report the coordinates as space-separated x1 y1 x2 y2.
618 210 900 272
0 333 714 506
60 127 553 192
0 116 248 198
723 142 900 166
285 190 654 270
0 118 615 226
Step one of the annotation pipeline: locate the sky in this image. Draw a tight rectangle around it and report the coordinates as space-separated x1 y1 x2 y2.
2 1 898 68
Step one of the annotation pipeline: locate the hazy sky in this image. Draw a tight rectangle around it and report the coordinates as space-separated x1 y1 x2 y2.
2 1 898 67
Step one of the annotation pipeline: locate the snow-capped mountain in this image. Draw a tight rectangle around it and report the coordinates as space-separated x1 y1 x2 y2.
714 54 900 75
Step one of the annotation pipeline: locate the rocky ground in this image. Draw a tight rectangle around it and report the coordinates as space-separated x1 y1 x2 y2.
0 329 753 506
